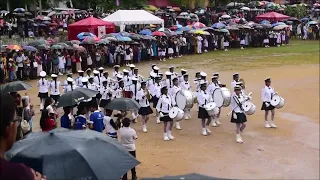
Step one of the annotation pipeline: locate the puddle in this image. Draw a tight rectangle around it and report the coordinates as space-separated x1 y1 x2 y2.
279 112 319 150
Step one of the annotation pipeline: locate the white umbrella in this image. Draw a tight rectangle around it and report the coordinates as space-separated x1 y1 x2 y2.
47 11 56 17
241 7 250 11
221 14 231 19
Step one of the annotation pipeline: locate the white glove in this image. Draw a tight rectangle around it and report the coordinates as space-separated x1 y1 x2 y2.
265 102 270 107
246 96 252 101
233 112 237 119
274 92 278 95
159 112 164 117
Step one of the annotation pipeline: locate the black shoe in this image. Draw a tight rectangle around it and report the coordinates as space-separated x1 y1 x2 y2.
132 175 137 180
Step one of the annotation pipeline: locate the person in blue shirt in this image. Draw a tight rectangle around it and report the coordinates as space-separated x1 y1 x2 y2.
89 103 104 132
74 106 89 130
60 106 72 129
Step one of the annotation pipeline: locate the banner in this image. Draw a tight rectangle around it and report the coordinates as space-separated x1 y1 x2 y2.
98 26 106 38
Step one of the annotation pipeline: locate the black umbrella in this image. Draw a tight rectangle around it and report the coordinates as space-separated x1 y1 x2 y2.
0 81 32 93
142 173 229 180
6 128 140 180
24 11 33 16
105 98 141 111
55 88 98 108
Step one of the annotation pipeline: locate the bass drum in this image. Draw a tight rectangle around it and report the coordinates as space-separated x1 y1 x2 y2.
213 87 231 107
176 90 194 110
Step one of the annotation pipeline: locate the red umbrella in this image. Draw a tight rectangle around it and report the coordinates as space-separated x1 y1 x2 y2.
50 22 58 26
169 26 178 30
152 31 166 36
255 12 290 21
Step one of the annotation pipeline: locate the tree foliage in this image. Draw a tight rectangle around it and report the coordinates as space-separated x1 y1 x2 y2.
285 6 307 18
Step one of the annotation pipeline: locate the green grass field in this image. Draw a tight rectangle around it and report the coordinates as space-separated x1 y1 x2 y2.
162 40 319 71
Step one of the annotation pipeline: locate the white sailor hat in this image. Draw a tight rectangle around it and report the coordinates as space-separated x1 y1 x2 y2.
183 73 189 77
117 74 123 79
199 80 208 85
233 72 239 76
265 77 271 82
151 64 156 68
234 85 242 90
103 71 108 74
51 74 58 78
40 71 46 77
165 71 172 76
78 70 84 73
200 71 207 77
123 69 129 73
129 64 136 68
98 67 104 71
153 66 160 70
113 65 120 68
93 70 99 74
212 75 218 79
150 71 157 78
131 77 138 81
169 66 174 69
213 72 219 76
181 69 187 72
82 77 88 83
67 77 74 82
86 68 92 72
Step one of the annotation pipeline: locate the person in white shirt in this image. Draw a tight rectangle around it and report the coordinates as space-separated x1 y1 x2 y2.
75 70 84 88
99 79 113 112
129 77 140 122
113 80 125 99
179 74 192 120
58 53 65 75
37 71 49 110
151 75 162 124
136 82 153 133
178 69 187 84
197 35 203 54
169 66 178 79
15 52 24 80
93 70 102 101
98 67 104 79
156 86 174 141
64 77 77 93
112 65 120 79
103 109 118 138
85 68 93 79
230 85 248 143
49 74 60 102
207 75 222 127
129 64 135 77
261 77 277 128
123 69 131 87
119 118 138 180
163 71 173 89
124 45 132 66
231 73 240 89
194 72 201 92
170 78 182 130
197 80 213 136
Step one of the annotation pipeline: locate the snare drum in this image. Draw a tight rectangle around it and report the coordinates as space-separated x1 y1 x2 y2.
270 95 285 109
242 101 256 115
213 87 231 107
176 90 194 110
123 91 133 98
204 102 220 116
169 107 184 122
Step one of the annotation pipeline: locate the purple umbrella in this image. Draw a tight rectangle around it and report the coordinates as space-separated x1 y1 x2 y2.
22 46 38 52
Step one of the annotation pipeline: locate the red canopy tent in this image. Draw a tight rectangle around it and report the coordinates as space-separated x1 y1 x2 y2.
68 16 115 40
256 12 290 21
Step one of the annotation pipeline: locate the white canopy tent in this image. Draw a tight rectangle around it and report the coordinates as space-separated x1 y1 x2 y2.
102 10 164 31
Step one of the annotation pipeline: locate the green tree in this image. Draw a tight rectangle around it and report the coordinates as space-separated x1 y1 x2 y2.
285 6 307 18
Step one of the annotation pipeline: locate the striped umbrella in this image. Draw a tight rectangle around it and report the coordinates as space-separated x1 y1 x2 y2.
6 45 23 51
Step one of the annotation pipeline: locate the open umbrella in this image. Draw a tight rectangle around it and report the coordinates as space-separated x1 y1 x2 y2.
36 44 50 50
50 44 63 50
6 45 22 51
221 14 231 19
97 39 110 45
105 98 141 111
139 29 152 35
212 22 226 29
157 28 172 33
6 128 140 180
22 45 37 52
194 29 205 35
272 22 286 27
129 34 144 40
28 39 49 47
192 22 206 29
105 37 118 42
24 11 32 16
142 35 156 40
56 88 98 108
81 36 101 44
0 81 32 93
72 44 86 52
152 31 166 36
308 21 317 25
142 173 228 180
273 24 288 30
66 40 81 45
241 7 250 11
118 36 132 42
55 43 72 49
13 8 25 12
77 32 95 40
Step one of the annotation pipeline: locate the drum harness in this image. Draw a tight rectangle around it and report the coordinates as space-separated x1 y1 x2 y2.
233 95 245 112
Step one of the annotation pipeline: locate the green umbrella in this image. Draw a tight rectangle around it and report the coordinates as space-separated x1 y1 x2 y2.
105 98 141 111
50 44 63 50
0 81 32 93
56 43 72 49
97 39 110 45
36 44 50 50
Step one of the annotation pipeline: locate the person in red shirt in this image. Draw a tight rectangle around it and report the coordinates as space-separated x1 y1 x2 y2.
0 93 46 180
39 109 56 132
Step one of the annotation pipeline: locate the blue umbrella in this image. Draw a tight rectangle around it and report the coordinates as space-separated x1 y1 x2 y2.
118 36 132 42
212 22 226 29
260 20 271 24
119 31 130 37
176 31 183 35
300 17 309 21
22 46 38 52
14 8 25 12
77 32 95 40
176 24 183 29
181 26 191 31
271 22 286 27
6 128 140 180
139 29 152 35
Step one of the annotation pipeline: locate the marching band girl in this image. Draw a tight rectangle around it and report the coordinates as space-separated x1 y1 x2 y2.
123 69 131 87
164 71 173 88
261 77 277 128
179 69 187 84
206 75 221 127
99 79 113 113
64 77 77 93
170 77 182 130
49 74 61 102
230 85 248 143
197 80 213 136
133 68 143 82
98 67 104 79
151 75 162 124
85 68 93 79
93 70 102 102
194 72 201 92
179 74 191 120
147 71 156 90
112 65 120 79
213 72 221 85
136 81 153 133
129 64 135 77
75 70 84 88
88 77 99 91
169 66 178 79
231 73 240 89
156 85 175 141
113 80 125 99
101 71 111 87
129 77 140 122
38 71 50 110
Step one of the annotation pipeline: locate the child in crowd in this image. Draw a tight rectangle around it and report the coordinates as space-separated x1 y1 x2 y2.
60 106 72 129
103 109 118 139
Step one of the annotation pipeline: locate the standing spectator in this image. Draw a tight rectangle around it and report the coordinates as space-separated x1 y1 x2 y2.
35 52 42 77
15 52 23 80
8 57 15 82
29 51 37 79
0 53 5 83
52 51 59 75
6 21 13 38
22 52 30 80
119 118 138 180
58 52 65 75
